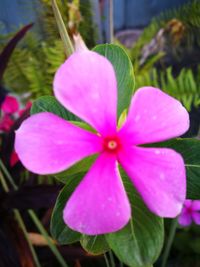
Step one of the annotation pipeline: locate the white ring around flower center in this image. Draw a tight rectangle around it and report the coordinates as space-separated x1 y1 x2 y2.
107 140 118 150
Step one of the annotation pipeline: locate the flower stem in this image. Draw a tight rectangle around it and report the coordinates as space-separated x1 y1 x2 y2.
104 253 111 267
161 219 178 267
51 0 74 57
28 209 68 267
109 0 114 43
14 209 42 267
109 250 115 267
0 159 17 190
0 160 68 267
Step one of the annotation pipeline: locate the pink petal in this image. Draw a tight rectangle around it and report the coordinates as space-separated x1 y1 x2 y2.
54 51 117 136
2 95 19 114
15 112 102 174
178 209 192 226
119 87 189 145
0 115 14 132
192 211 200 225
63 153 131 235
118 146 186 217
184 199 193 208
191 200 200 211
10 150 19 167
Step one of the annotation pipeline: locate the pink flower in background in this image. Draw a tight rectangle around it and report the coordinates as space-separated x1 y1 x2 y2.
0 95 31 166
1 95 19 114
0 95 32 133
15 49 189 235
18 101 32 116
0 95 18 132
10 150 19 167
0 114 14 132
178 200 200 226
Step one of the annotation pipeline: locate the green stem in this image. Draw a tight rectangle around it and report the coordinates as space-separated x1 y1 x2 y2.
14 209 42 267
161 219 178 267
0 160 17 190
28 210 68 267
51 0 74 57
0 160 68 267
109 0 114 43
104 253 111 267
109 250 115 267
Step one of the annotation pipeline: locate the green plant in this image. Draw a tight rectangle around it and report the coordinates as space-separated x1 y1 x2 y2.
0 0 97 99
135 66 200 111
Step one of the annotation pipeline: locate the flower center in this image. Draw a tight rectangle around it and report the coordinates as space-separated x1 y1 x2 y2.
108 140 118 150
103 136 121 153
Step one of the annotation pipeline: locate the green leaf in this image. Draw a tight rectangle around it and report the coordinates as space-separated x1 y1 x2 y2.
50 176 82 244
93 44 135 117
106 174 164 267
31 95 79 121
80 235 109 255
55 155 97 183
153 138 200 199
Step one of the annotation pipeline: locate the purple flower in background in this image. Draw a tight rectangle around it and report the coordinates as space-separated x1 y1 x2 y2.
178 200 200 226
15 48 189 235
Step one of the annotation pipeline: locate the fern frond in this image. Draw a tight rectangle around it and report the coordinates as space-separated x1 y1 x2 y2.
135 66 200 111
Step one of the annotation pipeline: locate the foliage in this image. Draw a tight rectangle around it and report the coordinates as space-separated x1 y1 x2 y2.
124 0 200 112
135 66 200 111
0 0 97 99
130 0 200 63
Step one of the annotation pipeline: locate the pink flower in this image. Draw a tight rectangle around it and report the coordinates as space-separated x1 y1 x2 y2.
0 114 14 132
10 150 19 167
178 200 200 226
1 95 19 114
18 101 32 116
15 49 189 235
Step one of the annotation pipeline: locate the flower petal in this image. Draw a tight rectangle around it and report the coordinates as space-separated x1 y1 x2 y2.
2 95 19 114
192 211 200 225
15 112 102 174
191 200 200 211
118 146 186 217
0 114 14 132
119 87 189 145
184 199 193 208
54 51 117 136
63 153 131 235
178 210 192 226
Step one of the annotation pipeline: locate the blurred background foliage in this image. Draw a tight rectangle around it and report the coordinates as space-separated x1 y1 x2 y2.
0 0 97 99
0 0 200 115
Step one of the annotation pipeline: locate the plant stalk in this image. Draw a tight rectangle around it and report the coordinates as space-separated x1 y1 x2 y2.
51 0 74 57
161 219 178 267
109 0 114 43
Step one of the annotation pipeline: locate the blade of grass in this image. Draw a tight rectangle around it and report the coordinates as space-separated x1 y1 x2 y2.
0 171 41 267
28 209 68 267
104 253 111 267
109 0 114 43
0 160 17 190
51 0 74 57
14 209 42 267
161 219 178 267
0 160 68 267
109 250 115 267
